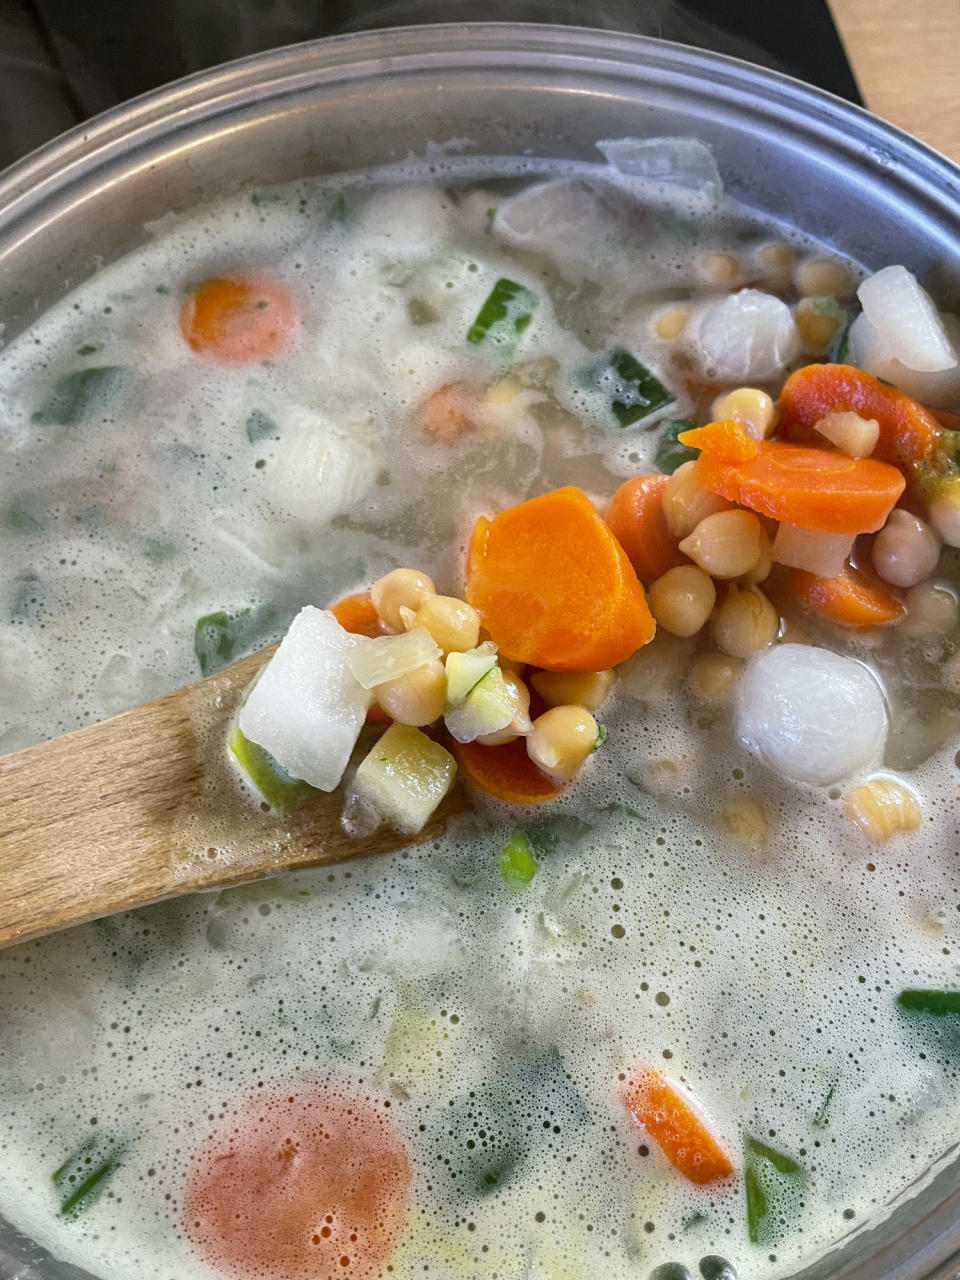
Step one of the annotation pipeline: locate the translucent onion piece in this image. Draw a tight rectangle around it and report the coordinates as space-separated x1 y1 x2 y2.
347 627 441 690
267 409 381 525
688 290 799 382
857 265 958 372
772 523 854 578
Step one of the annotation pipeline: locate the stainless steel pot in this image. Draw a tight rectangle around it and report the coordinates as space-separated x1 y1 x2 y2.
1 23 959 1280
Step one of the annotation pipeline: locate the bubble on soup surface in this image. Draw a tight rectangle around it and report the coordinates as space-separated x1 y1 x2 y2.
735 643 887 785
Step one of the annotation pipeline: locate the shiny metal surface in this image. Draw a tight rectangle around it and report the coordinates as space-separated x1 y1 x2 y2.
1 23 959 1280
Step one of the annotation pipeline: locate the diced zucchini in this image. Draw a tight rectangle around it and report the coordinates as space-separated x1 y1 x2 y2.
579 347 675 427
497 828 539 890
32 366 126 426
227 720 312 814
351 723 457 834
444 665 516 744
466 278 539 358
445 641 499 707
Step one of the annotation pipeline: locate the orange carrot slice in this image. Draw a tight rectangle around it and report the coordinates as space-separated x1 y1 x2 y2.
419 383 476 443
180 273 295 363
777 363 943 469
466 486 655 671
624 1065 735 1186
791 565 905 627
693 439 905 534
606 474 689 586
450 736 563 804
330 590 383 638
677 419 759 464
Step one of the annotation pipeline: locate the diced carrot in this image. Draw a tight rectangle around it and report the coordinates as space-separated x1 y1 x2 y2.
624 1065 735 1186
790 565 905 628
677 419 759 464
466 486 655 671
330 590 383 638
450 735 564 804
777 363 943 470
694 439 905 534
606 474 689 586
180 274 296 363
419 383 476 443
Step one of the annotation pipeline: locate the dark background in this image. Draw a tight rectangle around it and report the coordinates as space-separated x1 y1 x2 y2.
0 0 861 170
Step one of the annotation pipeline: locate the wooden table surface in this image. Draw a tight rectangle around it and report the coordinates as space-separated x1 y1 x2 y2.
829 0 960 164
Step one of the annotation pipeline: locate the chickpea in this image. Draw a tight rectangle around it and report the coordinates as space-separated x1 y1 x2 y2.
662 460 733 539
413 595 481 654
648 565 716 637
375 659 446 727
844 775 922 843
530 668 615 711
371 567 436 632
929 477 960 547
814 410 879 458
699 252 740 287
688 651 742 703
712 584 779 657
794 297 843 354
902 580 960 635
679 509 763 579
655 306 690 341
720 799 770 855
476 671 533 745
527 705 601 781
710 387 776 440
755 242 795 290
742 525 774 584
794 257 852 298
871 509 940 588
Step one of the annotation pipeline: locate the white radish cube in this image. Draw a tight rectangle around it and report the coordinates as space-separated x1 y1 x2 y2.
857 265 958 372
238 607 372 791
351 723 457 834
736 644 887 786
772 524 854 578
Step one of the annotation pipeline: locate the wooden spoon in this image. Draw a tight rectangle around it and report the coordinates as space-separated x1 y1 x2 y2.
0 645 465 951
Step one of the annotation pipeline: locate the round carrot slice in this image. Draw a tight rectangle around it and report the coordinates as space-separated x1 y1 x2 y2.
180 273 296 363
451 735 563 804
183 1085 410 1280
791 565 905 628
606 473 689 586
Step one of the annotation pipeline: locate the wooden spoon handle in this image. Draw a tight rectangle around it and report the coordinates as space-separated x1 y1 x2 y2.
0 646 456 950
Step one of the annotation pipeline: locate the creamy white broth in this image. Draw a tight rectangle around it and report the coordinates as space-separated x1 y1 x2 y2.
0 154 958 1280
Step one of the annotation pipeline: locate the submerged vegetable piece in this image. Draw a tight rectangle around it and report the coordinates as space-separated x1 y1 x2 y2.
791 565 905 628
194 603 278 676
227 720 312 815
497 827 539 890
655 418 700 475
32 366 125 425
693 434 906 534
466 486 655 671
444 665 516 744
451 735 564 804
578 346 675 427
896 989 960 1016
53 1133 126 1219
744 1136 806 1246
677 420 759 464
466 278 538 358
330 591 384 638
180 273 296 364
623 1065 735 1186
351 722 456 833
183 1085 410 1280
777 363 944 472
606 473 689 585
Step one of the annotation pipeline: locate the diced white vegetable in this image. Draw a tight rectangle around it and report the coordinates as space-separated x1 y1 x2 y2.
267 408 381 525
849 312 960 408
736 644 888 786
346 627 440 690
238 607 371 791
857 265 958 372
350 723 457 834
597 136 723 200
772 524 854 578
445 642 498 707
687 290 799 382
444 666 517 743
814 410 879 458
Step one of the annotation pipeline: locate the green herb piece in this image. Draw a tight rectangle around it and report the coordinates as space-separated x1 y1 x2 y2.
228 720 312 814
483 207 496 235
4 494 46 533
525 814 594 858
32 366 125 426
579 347 675 428
744 1135 806 1246
194 604 278 676
497 829 539 891
329 192 349 224
835 323 851 363
11 571 44 622
245 409 278 444
74 504 106 531
52 1134 125 1218
809 294 844 318
897 989 960 1016
466 278 538 358
682 1210 708 1232
76 343 101 357
655 417 699 474
813 1081 837 1128
250 190 282 207
141 536 177 563
155 284 170 296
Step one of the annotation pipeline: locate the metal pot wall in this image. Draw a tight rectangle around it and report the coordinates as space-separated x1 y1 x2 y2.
0 23 959 1280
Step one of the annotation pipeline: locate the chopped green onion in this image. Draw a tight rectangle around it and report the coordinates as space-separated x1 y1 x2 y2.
52 1134 125 1219
76 343 101 357
245 409 278 444
32 366 126 426
484 207 496 235
744 1135 806 1246
654 417 698 474
897 989 960 1016
497 828 539 891
579 347 675 428
193 604 278 676
682 1210 708 1232
467 278 538 358
228 721 312 814
813 1081 836 1129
